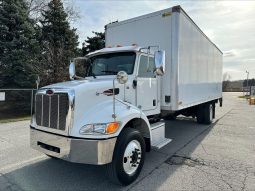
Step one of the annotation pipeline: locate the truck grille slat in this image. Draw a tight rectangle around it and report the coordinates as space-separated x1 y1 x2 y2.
35 93 69 131
35 95 42 126
50 95 58 129
42 95 50 127
59 94 69 130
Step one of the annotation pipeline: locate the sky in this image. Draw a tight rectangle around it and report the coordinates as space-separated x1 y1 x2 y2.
70 0 255 81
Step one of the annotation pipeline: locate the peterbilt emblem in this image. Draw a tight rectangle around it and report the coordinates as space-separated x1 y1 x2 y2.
46 89 54 95
96 88 120 96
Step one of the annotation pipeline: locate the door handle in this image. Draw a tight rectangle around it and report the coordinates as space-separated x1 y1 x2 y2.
132 80 137 89
153 99 156 106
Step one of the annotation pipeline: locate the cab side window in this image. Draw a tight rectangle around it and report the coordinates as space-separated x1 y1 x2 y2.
138 55 156 78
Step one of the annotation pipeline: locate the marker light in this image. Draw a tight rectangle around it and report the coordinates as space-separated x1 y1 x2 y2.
106 122 120 134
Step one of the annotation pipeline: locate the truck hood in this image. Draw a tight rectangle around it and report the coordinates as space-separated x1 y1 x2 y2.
42 78 113 90
40 78 125 133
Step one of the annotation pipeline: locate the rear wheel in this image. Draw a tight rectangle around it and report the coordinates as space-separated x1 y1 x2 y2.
197 103 214 124
106 128 145 185
204 103 214 124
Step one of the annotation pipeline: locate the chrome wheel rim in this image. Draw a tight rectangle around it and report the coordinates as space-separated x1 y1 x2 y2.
123 140 142 175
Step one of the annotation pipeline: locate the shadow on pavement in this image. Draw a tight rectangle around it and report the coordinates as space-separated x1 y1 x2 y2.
1 117 217 191
128 117 220 190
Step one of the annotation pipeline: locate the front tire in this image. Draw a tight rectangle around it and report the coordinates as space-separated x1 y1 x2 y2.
106 128 145 185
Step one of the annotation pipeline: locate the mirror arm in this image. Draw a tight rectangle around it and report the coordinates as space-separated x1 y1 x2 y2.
112 78 117 120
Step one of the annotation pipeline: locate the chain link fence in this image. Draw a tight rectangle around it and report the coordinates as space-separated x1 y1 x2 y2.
0 89 36 120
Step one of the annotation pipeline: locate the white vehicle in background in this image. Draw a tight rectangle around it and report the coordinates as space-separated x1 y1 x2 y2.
30 6 223 185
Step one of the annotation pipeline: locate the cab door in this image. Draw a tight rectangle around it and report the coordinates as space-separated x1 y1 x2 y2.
136 55 158 114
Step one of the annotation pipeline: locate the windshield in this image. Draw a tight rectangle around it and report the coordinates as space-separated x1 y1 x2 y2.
87 52 136 76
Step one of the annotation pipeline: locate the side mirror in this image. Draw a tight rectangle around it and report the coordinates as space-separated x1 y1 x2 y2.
116 71 128 84
154 50 165 76
69 62 76 80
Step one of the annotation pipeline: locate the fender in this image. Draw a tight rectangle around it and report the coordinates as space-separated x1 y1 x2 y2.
69 99 151 140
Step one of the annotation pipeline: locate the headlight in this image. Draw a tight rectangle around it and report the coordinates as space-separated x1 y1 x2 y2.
79 122 120 135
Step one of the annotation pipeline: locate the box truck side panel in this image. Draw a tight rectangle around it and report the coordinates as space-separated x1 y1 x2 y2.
106 6 223 112
175 11 223 110
106 8 174 110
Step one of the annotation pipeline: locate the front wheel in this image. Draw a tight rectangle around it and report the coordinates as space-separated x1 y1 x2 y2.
106 128 145 185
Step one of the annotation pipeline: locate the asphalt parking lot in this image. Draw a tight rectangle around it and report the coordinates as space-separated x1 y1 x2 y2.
0 92 254 191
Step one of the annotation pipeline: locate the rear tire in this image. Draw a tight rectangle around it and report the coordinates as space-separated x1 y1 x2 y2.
203 103 214 124
197 103 214 124
106 128 145 185
197 105 205 124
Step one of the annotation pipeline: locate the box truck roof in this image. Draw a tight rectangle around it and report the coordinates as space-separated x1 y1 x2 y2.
106 5 222 54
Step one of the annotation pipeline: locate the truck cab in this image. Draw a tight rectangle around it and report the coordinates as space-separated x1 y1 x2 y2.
30 45 171 185
85 46 161 116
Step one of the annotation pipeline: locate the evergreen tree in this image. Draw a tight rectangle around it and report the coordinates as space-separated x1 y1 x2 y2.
243 78 255 87
0 0 40 88
40 0 79 85
82 31 105 56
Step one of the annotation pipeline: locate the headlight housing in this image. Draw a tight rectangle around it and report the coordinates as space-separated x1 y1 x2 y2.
79 122 120 135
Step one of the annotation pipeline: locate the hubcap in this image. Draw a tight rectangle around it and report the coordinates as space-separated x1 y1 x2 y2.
123 140 142 175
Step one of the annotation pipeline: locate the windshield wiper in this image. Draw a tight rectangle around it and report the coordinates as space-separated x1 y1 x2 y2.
101 70 118 74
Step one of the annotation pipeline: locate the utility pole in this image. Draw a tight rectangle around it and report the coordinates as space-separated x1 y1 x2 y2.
246 71 249 96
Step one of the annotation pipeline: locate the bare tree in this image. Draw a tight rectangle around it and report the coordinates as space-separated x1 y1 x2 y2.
64 0 80 22
27 0 48 21
39 42 69 86
222 72 231 92
26 0 80 22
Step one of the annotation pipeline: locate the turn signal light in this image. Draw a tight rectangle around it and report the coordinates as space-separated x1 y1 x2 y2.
106 122 120 134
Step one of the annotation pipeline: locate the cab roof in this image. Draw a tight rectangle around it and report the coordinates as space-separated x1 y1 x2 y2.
87 46 142 57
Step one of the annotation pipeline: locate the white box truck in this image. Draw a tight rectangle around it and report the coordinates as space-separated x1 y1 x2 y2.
30 6 223 185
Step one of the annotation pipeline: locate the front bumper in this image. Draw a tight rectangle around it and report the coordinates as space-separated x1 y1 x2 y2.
30 128 117 165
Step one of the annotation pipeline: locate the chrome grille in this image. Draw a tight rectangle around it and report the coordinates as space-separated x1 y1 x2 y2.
35 93 69 130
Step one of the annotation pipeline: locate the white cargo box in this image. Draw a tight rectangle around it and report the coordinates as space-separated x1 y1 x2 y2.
106 6 223 111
